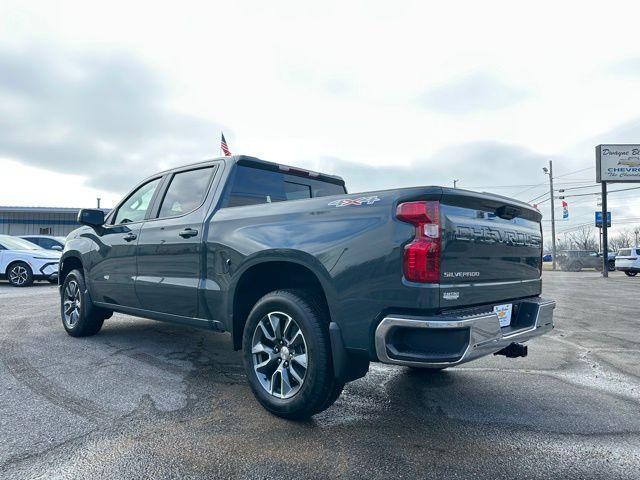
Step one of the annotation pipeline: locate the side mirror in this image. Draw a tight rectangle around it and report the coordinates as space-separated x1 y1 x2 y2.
78 209 105 227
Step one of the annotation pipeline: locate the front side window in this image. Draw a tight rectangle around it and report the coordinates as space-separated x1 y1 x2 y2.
157 167 215 219
113 177 161 225
38 238 59 249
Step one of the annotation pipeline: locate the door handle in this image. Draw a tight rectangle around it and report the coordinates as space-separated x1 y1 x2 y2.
179 228 198 238
123 233 137 242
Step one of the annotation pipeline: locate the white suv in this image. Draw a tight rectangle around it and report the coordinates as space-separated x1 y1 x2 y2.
615 247 640 277
0 235 61 286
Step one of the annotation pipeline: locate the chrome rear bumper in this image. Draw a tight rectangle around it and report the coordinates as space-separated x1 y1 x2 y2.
375 298 555 368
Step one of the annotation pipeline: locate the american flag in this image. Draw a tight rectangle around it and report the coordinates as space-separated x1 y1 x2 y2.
221 132 231 156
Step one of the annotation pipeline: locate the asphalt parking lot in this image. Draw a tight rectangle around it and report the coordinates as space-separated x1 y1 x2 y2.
1 272 639 479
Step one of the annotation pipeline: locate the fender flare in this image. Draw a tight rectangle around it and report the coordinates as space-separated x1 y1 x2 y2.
226 249 338 324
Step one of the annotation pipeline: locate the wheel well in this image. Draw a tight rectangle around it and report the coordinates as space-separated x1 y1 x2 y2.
5 260 30 275
59 256 83 285
231 261 330 350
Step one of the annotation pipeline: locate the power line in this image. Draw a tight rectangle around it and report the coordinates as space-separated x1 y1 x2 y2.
553 167 592 179
528 191 550 203
559 185 640 198
557 183 599 192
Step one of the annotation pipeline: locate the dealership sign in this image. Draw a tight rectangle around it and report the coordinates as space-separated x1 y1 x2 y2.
596 144 640 183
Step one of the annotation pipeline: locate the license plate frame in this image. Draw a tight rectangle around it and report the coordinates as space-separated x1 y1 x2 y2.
494 303 513 328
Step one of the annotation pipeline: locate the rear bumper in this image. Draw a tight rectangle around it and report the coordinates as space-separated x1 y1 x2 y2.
615 266 640 272
375 297 555 368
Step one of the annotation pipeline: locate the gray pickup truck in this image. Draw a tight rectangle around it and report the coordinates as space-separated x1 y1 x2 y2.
59 156 555 419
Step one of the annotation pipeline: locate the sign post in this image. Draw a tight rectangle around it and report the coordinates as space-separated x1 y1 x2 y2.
596 144 640 277
596 211 611 254
601 182 608 277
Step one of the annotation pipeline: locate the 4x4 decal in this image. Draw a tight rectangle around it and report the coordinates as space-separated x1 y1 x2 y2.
328 196 381 207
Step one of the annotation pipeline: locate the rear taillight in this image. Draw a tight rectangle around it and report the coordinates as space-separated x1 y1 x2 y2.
396 201 440 283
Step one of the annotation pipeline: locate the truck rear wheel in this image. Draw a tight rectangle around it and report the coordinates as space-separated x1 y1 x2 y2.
242 289 342 419
625 271 638 277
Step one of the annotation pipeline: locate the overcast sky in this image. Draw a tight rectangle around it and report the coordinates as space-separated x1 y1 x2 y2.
2 0 640 238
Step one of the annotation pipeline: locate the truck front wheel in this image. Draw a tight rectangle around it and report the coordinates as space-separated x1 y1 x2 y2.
242 289 342 419
60 269 105 337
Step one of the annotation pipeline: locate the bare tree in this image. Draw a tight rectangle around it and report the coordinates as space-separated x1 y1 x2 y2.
610 229 633 251
568 226 597 251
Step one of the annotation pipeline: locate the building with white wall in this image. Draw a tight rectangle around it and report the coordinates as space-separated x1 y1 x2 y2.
0 206 108 236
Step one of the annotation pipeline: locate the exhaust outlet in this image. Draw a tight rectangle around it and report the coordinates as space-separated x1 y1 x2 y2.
494 342 528 358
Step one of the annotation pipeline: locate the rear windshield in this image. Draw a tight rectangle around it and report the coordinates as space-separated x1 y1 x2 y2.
619 249 632 256
222 165 346 208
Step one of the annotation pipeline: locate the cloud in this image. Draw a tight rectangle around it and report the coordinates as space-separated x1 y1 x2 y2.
417 71 529 114
280 64 356 97
314 141 549 194
0 45 223 193
606 57 640 77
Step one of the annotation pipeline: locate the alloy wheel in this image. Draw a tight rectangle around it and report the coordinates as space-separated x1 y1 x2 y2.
63 280 81 328
251 311 308 399
9 265 28 286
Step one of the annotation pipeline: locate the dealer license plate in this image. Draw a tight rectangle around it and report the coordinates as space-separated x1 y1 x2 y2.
494 303 513 327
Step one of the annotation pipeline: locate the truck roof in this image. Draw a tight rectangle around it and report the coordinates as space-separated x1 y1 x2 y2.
159 155 346 186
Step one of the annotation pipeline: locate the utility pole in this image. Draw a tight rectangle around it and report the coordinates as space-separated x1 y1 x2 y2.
598 227 602 253
601 181 608 277
453 179 458 188
544 161 557 271
635 228 639 247
97 197 101 209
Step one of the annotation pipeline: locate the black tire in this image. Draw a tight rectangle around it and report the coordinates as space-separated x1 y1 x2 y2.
570 262 582 272
60 269 104 337
7 261 34 287
48 278 58 284
407 366 447 372
313 380 345 415
608 263 616 272
242 289 341 420
625 271 638 277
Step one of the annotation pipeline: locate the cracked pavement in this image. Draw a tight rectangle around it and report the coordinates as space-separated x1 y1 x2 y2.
0 271 639 479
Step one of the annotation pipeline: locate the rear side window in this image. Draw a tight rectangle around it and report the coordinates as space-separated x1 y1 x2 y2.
157 166 215 218
619 249 631 256
223 165 345 208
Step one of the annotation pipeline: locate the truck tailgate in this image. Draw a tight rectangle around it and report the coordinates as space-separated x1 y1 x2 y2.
438 189 543 308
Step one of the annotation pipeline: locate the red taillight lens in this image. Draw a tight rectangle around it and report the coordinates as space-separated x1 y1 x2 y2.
397 201 440 283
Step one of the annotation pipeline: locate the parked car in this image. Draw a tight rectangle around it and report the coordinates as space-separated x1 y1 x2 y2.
615 247 640 276
602 251 617 271
0 235 60 286
556 250 611 271
20 235 66 251
59 155 556 419
542 253 552 262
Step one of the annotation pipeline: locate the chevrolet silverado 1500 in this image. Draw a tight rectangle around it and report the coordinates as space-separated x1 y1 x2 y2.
59 156 555 418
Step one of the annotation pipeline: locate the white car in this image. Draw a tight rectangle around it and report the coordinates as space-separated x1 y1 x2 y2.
615 247 640 277
0 235 61 287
